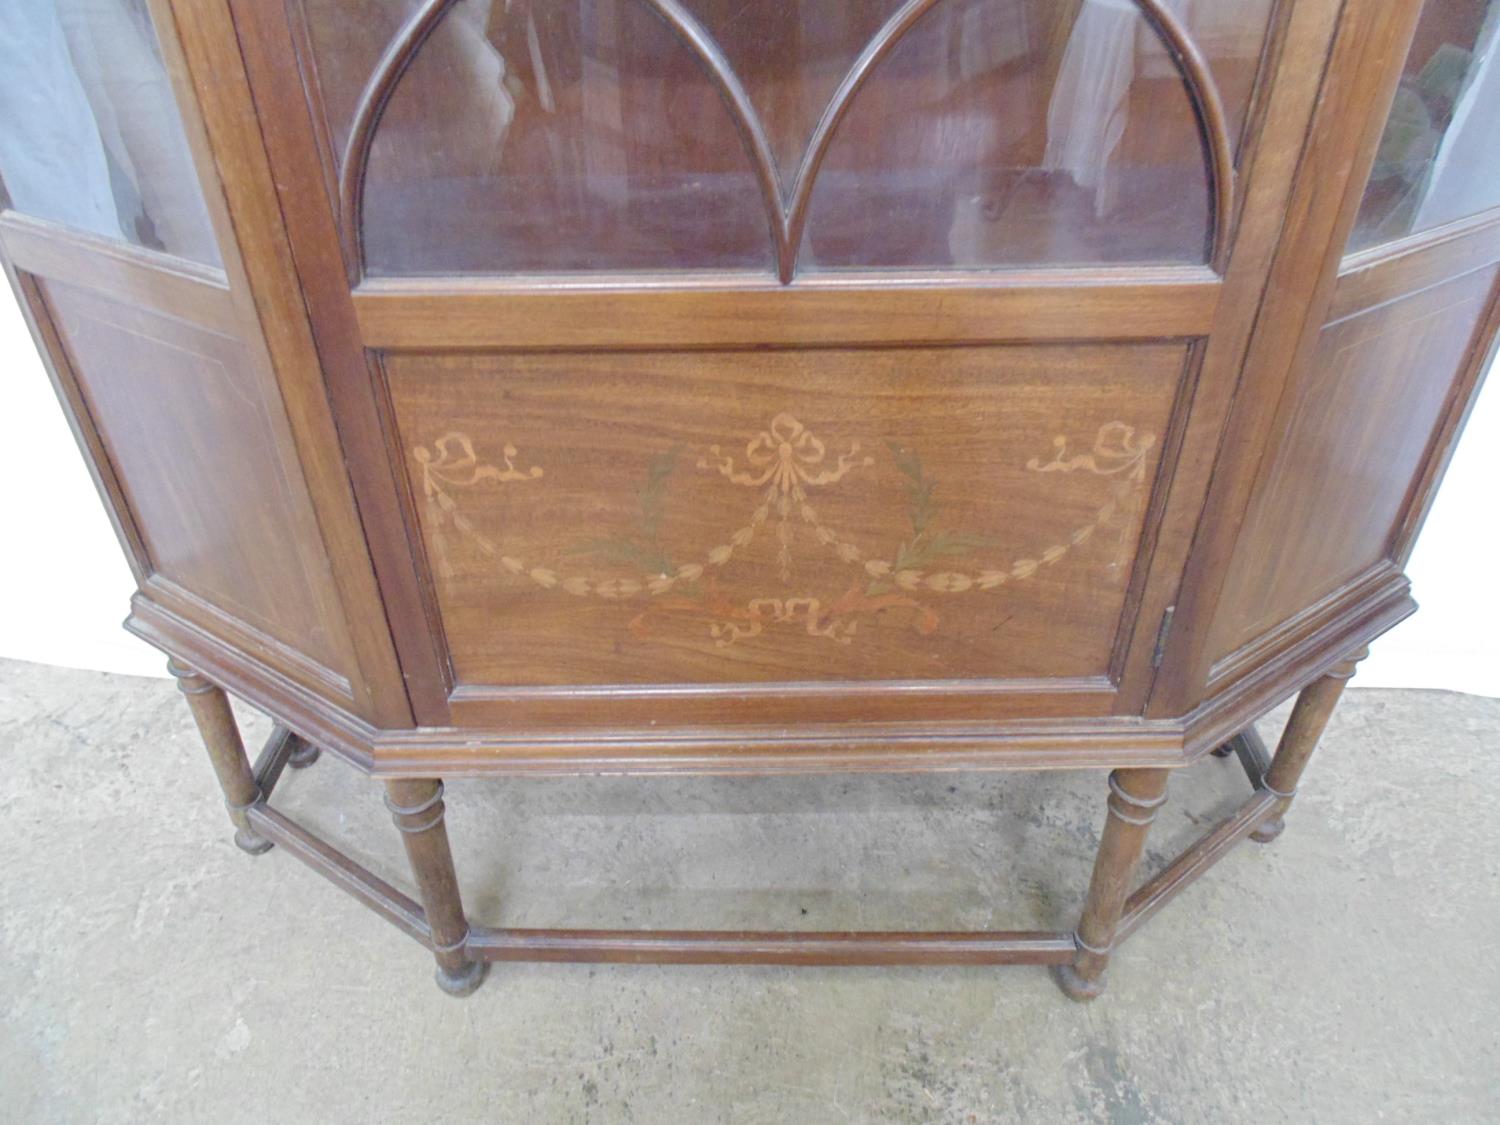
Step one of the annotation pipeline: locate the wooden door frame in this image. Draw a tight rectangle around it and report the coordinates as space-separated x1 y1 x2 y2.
0 0 412 727
212 0 1361 738
1149 0 1432 718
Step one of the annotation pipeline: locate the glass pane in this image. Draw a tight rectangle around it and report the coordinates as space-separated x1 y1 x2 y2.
297 0 1275 276
1348 0 1500 253
0 0 221 265
802 0 1277 270
314 0 773 275
298 0 425 162
684 0 907 197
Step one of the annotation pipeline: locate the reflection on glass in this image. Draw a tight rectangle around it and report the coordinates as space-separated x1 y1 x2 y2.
685 1 908 197
1349 0 1500 253
299 0 1276 276
804 0 1276 270
351 0 773 275
0 0 221 265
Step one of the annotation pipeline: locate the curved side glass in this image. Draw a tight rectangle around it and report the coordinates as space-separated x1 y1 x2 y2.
0 0 221 266
1348 0 1500 254
295 0 1276 277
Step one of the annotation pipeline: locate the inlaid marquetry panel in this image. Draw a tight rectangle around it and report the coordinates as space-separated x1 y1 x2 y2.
1207 264 1500 674
385 344 1187 688
41 280 358 697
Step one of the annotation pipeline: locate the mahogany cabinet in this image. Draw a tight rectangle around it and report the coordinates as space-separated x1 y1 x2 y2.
2 0 1495 998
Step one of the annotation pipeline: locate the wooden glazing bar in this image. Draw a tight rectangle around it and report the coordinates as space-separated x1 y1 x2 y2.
0 211 235 333
1332 206 1500 322
245 804 431 944
464 928 1077 966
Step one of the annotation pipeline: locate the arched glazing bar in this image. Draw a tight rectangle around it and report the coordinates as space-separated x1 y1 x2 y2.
335 0 1239 283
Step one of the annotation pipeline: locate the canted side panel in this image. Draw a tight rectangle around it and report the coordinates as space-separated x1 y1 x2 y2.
40 278 358 700
383 343 1186 690
1207 265 1500 675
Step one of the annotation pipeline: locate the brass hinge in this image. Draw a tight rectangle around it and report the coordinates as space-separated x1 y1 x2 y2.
1151 605 1177 669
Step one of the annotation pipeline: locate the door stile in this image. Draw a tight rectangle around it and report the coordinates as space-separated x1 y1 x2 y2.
177 0 446 723
1147 0 1427 717
142 0 414 726
1112 0 1348 711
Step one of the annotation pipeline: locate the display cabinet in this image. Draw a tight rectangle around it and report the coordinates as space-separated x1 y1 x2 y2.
1 0 1495 998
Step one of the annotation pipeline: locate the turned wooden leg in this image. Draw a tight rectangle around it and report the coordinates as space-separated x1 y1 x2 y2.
168 658 272 856
1056 767 1170 1001
1250 646 1367 844
385 779 487 997
285 732 321 770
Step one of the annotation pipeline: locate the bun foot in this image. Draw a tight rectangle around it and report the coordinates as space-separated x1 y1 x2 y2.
1250 817 1286 844
435 959 488 998
287 737 321 770
233 826 274 855
1053 963 1107 1002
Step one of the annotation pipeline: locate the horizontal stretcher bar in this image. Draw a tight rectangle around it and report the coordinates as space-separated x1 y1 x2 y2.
464 927 1078 966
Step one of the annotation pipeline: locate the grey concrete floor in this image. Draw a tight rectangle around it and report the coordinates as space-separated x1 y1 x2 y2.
1 656 1497 1124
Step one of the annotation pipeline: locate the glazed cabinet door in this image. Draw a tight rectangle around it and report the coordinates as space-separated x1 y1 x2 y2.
1191 0 1500 702
230 0 1346 757
0 0 407 725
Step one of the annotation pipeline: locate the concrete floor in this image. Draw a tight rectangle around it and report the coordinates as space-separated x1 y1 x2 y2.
1 657 1497 1123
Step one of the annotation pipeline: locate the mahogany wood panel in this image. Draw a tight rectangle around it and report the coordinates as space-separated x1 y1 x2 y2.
384 342 1185 696
40 279 358 699
1207 265 1500 675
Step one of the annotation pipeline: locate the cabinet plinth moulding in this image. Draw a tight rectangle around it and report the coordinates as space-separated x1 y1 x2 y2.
3 0 1492 999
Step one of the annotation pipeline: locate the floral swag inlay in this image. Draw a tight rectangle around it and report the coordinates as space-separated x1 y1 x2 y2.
414 415 1156 647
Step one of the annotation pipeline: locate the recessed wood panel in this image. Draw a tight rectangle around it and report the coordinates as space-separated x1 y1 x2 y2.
41 279 357 696
384 343 1187 689
1208 265 1500 670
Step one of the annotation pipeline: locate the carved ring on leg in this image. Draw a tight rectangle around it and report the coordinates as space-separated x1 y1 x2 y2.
169 658 273 855
1055 932 1112 1001
386 779 487 997
1057 769 1169 1001
1248 649 1365 846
